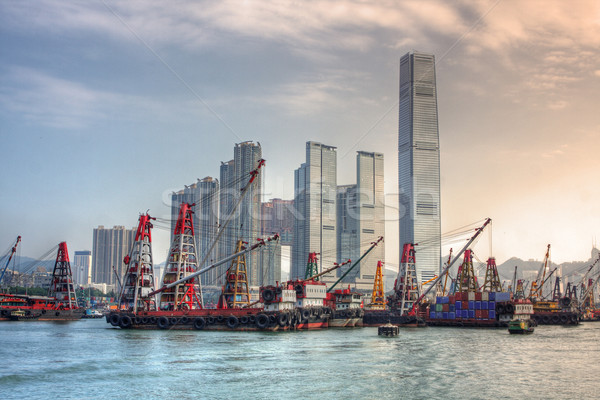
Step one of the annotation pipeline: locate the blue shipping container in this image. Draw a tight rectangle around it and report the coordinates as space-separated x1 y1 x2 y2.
489 310 496 319
456 300 462 309
462 310 469 318
488 301 495 310
469 301 475 309
449 304 455 312
496 292 511 302
449 312 455 320
475 301 481 310
489 292 496 301
481 301 488 310
436 296 442 304
441 296 449 304
468 310 475 319
442 312 448 319
430 311 436 319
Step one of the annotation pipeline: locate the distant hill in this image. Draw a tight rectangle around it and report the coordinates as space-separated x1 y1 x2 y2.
4 256 55 274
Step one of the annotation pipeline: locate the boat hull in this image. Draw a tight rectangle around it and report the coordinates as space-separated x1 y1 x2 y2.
106 309 310 331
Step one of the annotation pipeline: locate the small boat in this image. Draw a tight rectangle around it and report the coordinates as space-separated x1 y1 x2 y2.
378 323 399 337
508 319 534 334
9 309 40 321
508 300 535 334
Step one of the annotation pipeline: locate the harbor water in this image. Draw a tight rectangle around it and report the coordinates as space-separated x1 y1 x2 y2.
1 319 598 399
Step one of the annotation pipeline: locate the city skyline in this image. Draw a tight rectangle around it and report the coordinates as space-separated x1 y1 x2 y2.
2 1 600 266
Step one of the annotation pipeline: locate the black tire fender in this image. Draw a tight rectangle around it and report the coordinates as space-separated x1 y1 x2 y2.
193 317 206 330
157 316 169 329
226 315 239 329
119 315 132 329
256 313 269 329
109 313 120 326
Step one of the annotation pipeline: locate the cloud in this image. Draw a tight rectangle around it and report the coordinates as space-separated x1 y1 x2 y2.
595 70 600 77
547 100 568 110
0 66 196 130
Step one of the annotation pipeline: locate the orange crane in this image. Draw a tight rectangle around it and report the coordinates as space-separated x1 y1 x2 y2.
370 261 386 310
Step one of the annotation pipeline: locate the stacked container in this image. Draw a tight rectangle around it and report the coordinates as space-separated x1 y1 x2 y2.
428 291 511 321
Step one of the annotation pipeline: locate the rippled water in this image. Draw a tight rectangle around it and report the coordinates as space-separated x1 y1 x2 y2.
1 319 598 399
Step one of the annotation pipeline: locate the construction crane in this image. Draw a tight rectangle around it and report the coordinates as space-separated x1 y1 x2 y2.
407 218 492 316
528 244 551 300
370 261 386 309
0 236 21 287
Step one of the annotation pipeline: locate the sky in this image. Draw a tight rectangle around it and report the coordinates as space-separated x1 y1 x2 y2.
1 0 600 268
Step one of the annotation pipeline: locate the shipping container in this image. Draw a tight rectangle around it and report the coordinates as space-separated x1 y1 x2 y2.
468 301 475 309
448 312 455 320
430 311 436 319
489 310 496 319
449 294 455 303
436 304 443 312
455 300 462 310
468 310 475 319
475 292 482 301
442 304 449 312
482 309 489 318
468 292 476 301
462 310 469 318
475 301 481 310
481 301 488 310
488 301 495 310
488 292 496 301
475 310 483 318
495 292 511 302
449 304 455 313
481 291 489 301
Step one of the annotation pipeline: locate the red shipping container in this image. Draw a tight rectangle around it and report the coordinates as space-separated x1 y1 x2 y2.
475 292 482 301
463 301 469 310
442 304 449 312
475 310 483 318
482 310 489 319
449 294 455 304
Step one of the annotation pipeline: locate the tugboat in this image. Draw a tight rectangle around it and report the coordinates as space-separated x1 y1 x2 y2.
9 309 40 321
508 301 535 334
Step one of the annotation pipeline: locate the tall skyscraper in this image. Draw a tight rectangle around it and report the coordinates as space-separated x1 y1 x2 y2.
259 198 294 286
92 226 135 286
73 250 92 286
398 51 441 281
171 176 220 286
336 152 385 291
218 142 262 286
355 151 385 289
292 141 337 282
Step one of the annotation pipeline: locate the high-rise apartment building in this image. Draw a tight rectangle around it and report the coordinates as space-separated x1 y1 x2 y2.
292 141 337 282
398 51 441 281
73 250 92 286
261 199 294 245
92 226 135 286
218 142 262 286
171 176 220 286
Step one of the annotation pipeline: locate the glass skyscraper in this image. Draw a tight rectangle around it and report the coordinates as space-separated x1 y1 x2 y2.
336 151 385 291
218 142 262 286
398 51 441 281
292 141 337 282
171 176 220 286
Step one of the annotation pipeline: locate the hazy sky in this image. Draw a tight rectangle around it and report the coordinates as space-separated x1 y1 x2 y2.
1 0 599 267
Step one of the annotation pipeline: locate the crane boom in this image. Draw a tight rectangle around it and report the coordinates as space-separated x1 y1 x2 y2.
327 236 383 293
148 234 279 297
408 218 491 315
196 159 265 270
0 236 21 286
